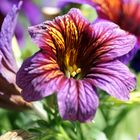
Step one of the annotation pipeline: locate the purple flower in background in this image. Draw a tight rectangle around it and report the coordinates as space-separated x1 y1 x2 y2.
16 8 136 122
0 0 43 45
0 1 30 110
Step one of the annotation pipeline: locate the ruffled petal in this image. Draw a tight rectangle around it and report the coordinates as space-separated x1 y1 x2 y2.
91 20 136 61
86 60 136 100
57 78 99 122
16 51 65 101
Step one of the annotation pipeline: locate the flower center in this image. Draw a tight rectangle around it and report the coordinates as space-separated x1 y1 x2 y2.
57 48 83 79
65 64 81 79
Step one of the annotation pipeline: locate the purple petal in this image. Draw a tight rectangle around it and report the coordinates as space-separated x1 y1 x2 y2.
1 1 22 42
0 1 22 83
0 0 42 46
86 60 136 100
16 51 65 101
90 20 136 61
27 8 90 51
1 0 43 25
0 2 30 110
79 19 136 73
22 0 42 25
0 0 12 14
118 43 139 64
57 78 99 122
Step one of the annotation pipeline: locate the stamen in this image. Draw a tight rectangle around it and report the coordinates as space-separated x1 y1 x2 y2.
65 70 71 78
76 68 81 74
70 68 81 78
71 71 77 77
65 65 82 79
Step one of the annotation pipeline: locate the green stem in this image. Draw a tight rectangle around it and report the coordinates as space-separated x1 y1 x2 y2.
75 122 84 140
59 126 71 140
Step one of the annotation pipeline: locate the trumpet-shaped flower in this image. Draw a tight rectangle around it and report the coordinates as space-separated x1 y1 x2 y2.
16 8 136 122
0 2 30 110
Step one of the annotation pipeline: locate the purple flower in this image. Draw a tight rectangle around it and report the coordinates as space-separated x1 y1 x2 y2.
0 0 43 45
16 8 136 122
0 2 30 110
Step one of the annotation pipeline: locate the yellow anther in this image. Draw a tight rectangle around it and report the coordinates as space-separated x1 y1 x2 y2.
70 68 81 78
71 71 77 77
66 64 81 78
76 68 81 74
